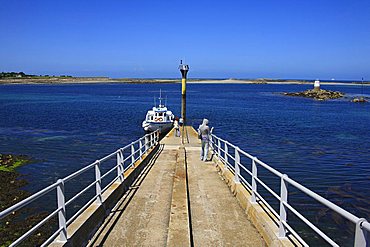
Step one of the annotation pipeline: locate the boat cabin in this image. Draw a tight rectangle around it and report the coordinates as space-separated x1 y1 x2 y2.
146 107 174 123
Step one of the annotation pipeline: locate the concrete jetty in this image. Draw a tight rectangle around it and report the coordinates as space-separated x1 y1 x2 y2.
87 126 265 246
4 124 369 246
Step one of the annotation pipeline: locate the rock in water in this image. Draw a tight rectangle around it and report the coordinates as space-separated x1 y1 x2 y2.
351 97 368 103
283 89 344 101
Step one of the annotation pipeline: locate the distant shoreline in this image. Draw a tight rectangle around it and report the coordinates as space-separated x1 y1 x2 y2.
0 77 369 86
189 79 370 86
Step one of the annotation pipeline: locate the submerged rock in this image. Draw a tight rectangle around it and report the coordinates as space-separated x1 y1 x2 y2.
0 154 30 172
0 155 54 245
351 97 368 103
283 89 344 101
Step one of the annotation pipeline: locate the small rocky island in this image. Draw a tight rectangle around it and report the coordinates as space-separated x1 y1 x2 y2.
283 80 344 101
284 89 344 100
351 97 368 103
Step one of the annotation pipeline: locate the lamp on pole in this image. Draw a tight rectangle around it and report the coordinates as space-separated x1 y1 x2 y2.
179 60 189 143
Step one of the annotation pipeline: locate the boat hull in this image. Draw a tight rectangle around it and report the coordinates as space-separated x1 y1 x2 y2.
142 121 173 133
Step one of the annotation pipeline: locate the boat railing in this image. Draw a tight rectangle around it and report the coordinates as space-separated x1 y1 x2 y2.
210 133 370 247
0 130 160 247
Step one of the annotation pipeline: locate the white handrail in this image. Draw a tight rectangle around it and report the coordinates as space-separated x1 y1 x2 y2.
210 133 369 246
0 130 159 246
0 182 59 219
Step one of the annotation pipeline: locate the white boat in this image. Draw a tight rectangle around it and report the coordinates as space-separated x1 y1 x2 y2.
142 91 175 133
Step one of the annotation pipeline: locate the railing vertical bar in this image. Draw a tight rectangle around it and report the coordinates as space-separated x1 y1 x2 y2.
224 141 228 169
251 157 257 203
217 139 221 158
279 174 288 238
117 150 124 182
139 139 143 160
56 179 67 242
145 134 149 153
234 147 240 183
210 135 214 154
354 218 369 247
95 160 102 204
131 143 135 167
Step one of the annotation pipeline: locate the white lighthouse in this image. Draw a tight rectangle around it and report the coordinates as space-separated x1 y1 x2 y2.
314 79 320 91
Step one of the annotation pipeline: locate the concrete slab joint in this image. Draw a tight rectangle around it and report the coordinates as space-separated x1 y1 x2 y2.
166 146 191 247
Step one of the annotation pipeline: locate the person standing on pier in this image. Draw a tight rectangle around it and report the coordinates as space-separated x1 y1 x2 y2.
174 117 180 137
198 118 210 161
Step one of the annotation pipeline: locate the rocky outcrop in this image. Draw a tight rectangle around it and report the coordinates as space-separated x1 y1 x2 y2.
283 89 344 101
0 154 30 172
0 154 54 245
351 97 368 103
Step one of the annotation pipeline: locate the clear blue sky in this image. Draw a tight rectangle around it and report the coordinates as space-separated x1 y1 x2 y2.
1 0 369 79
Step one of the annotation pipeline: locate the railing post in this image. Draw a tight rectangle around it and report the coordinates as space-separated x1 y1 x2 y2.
150 133 153 148
95 160 102 204
251 157 258 203
139 139 143 160
279 174 288 238
156 130 159 145
217 139 221 158
145 134 149 153
117 149 124 182
210 135 214 153
354 218 369 247
234 147 240 183
131 142 135 167
56 179 67 241
224 142 228 169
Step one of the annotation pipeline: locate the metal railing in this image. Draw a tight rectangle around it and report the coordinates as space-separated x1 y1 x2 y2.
0 130 159 247
210 133 370 247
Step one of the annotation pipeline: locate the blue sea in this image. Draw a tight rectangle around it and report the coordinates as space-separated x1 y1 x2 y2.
0 83 369 245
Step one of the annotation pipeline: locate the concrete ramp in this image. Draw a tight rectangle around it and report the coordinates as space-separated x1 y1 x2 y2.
88 127 264 246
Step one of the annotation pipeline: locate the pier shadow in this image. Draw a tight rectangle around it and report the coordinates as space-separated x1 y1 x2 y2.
88 144 164 247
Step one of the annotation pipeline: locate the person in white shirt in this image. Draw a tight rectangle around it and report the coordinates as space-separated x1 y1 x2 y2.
198 119 210 161
174 118 180 137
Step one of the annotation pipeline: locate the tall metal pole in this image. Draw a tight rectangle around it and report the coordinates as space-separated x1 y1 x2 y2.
179 61 189 143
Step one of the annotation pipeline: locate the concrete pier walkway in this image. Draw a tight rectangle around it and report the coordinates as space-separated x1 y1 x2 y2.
88 126 264 246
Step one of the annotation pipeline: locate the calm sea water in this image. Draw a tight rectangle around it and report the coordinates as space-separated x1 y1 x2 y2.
0 83 369 245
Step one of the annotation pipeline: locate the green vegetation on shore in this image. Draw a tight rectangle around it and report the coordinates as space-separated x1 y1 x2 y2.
0 154 54 246
0 154 30 172
0 72 72 79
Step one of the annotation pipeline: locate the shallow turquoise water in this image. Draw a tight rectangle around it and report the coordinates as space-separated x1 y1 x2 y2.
0 83 369 245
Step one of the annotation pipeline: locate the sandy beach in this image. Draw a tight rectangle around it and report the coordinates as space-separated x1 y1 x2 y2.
0 77 369 86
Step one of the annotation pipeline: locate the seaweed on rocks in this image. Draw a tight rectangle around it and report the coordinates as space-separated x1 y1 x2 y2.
0 156 55 246
0 154 31 172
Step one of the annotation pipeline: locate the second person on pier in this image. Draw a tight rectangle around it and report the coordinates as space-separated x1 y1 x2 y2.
174 117 180 137
198 119 211 161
